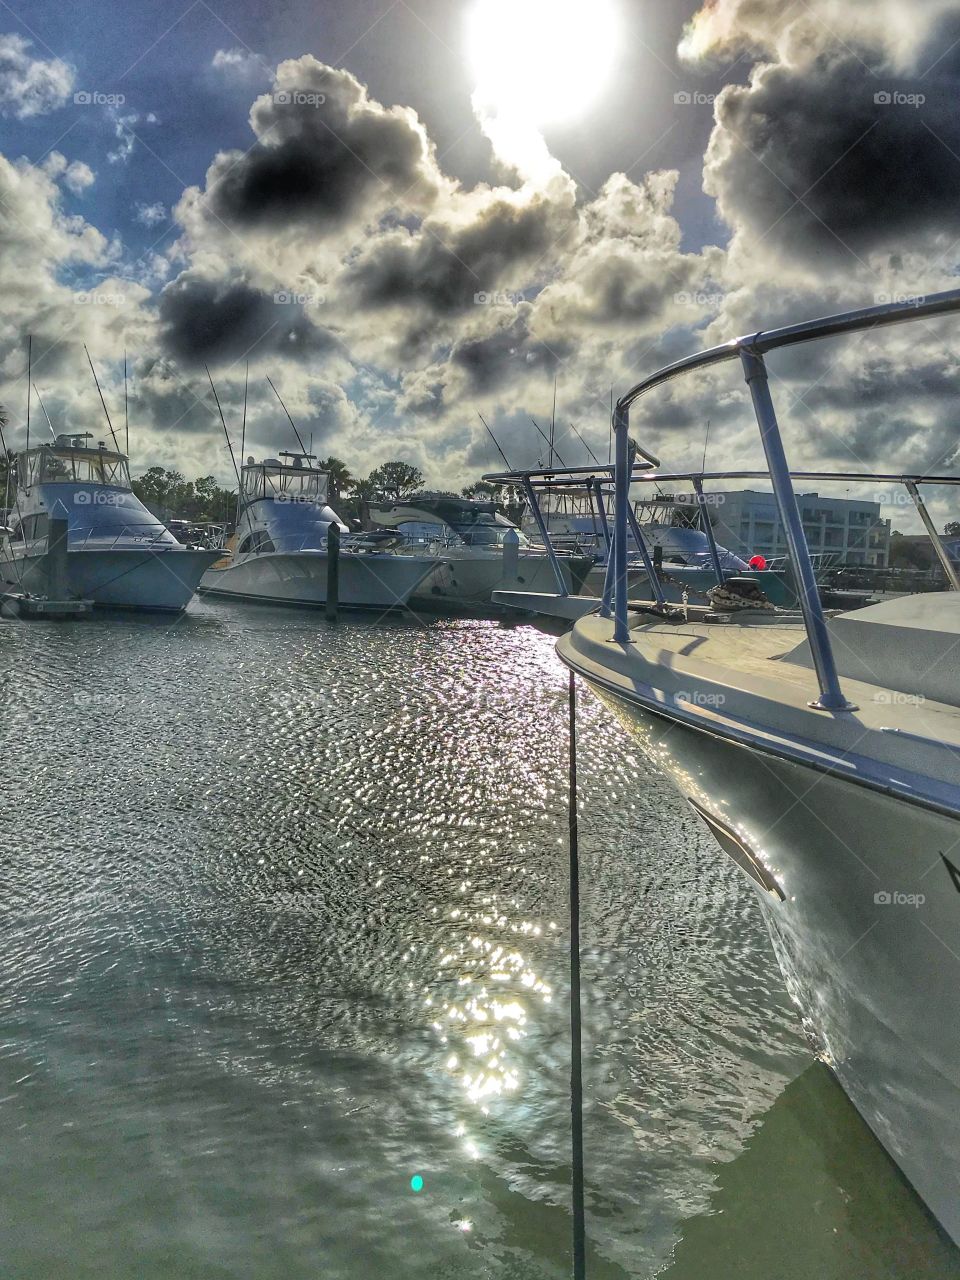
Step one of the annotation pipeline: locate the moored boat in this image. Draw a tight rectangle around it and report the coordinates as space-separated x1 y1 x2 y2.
0 434 218 612
199 454 435 610
557 288 960 1246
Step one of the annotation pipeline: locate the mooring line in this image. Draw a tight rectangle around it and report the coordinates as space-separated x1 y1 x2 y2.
568 668 586 1279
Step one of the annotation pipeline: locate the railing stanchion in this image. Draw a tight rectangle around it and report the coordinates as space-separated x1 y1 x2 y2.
740 348 854 711
624 501 666 608
905 481 960 591
613 406 631 643
522 475 568 597
692 476 725 587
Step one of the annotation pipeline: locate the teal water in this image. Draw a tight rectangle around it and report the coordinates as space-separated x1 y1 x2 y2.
0 602 955 1278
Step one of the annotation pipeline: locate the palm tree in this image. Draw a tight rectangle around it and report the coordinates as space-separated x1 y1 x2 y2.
317 456 354 505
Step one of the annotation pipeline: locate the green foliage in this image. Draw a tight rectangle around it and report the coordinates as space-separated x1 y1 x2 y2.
367 461 424 501
131 467 236 521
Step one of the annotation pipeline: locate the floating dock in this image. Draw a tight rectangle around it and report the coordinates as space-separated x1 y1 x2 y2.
0 591 94 619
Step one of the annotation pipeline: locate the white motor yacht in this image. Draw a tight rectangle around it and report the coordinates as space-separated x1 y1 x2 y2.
367 495 593 609
199 454 434 610
0 434 218 612
557 289 960 1246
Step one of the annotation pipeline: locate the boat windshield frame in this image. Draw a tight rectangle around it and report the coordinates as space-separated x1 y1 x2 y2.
19 445 131 489
241 462 330 504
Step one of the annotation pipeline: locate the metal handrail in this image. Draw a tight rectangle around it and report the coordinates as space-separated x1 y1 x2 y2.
611 287 960 710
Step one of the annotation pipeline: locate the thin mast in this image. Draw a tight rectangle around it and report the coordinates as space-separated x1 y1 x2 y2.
477 411 512 469
205 365 242 492
568 421 601 466
124 351 129 455
549 375 557 469
531 417 568 469
84 347 121 452
236 361 249 530
25 335 31 453
33 385 56 439
266 376 309 456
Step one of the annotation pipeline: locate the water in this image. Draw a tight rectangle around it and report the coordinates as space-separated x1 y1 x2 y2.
0 602 956 1279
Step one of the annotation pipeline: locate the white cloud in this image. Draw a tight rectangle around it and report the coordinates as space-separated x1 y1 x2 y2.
63 161 95 195
0 33 74 119
136 201 166 227
211 47 266 80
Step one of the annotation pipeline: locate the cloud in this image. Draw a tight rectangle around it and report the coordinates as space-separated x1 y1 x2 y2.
0 33 73 119
192 57 446 239
157 273 340 368
211 47 267 80
136 201 166 227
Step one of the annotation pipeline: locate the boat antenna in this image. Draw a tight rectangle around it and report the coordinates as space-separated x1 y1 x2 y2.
84 347 121 452
235 360 248 530
608 385 613 465
568 421 601 466
477 411 512 470
123 351 129 456
266 376 309 456
33 385 56 439
531 417 568 469
701 418 711 472
205 365 243 492
25 335 31 453
549 375 557 469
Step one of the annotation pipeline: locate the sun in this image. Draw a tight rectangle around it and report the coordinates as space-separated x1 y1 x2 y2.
465 0 621 129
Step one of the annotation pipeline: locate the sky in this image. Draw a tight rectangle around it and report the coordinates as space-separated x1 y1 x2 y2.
1 0 960 528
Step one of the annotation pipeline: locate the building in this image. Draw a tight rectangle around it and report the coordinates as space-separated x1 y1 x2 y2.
706 490 891 567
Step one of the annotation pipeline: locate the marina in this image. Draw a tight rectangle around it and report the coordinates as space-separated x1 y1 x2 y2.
2 0 959 1273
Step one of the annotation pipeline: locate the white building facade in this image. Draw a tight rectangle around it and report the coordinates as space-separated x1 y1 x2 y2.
708 490 891 567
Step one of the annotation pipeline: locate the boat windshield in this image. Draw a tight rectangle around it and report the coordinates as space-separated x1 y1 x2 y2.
242 465 329 503
20 448 131 488
451 520 529 548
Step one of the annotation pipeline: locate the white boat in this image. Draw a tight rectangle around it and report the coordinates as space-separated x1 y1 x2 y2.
367 495 593 609
557 289 960 1246
0 434 218 612
199 454 435 610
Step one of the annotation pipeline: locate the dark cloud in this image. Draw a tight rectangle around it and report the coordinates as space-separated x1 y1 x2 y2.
704 26 960 261
202 58 441 232
451 310 573 394
345 191 570 317
158 274 338 367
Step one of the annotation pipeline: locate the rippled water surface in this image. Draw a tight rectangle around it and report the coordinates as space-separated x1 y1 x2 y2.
0 602 956 1279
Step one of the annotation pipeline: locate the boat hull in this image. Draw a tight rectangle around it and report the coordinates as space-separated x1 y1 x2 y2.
576 680 960 1247
198 551 433 609
413 551 590 610
0 547 218 612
